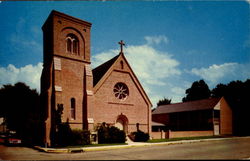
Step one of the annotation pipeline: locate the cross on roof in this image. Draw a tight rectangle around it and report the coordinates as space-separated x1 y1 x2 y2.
118 40 125 54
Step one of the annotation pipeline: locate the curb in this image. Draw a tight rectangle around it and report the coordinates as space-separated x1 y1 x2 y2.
83 143 151 152
34 146 85 153
33 136 250 153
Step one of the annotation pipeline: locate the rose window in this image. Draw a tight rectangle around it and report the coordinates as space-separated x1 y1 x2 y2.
113 83 129 100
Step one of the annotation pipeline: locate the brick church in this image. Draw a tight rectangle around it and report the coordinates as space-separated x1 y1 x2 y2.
40 10 152 146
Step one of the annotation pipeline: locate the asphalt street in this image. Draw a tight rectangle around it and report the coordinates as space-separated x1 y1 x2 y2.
1 137 250 160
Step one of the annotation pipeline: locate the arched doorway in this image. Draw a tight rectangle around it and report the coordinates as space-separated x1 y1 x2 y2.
115 114 128 134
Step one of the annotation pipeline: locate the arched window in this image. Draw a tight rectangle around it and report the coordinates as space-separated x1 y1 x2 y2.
120 61 124 69
73 40 78 54
66 34 79 55
71 98 76 120
66 38 72 53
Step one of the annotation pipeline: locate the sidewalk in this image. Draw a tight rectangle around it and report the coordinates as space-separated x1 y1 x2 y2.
33 136 250 153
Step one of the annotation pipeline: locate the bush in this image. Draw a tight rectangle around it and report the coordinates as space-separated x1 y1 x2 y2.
131 130 149 142
71 129 90 145
56 122 72 147
109 126 126 143
55 123 91 147
97 123 110 144
97 122 126 144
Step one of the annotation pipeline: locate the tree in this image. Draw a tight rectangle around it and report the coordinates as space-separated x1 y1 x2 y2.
211 79 250 136
211 83 228 98
182 80 211 102
157 97 172 106
0 82 43 145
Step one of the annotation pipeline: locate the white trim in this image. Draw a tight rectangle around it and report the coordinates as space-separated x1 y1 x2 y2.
55 85 62 92
53 57 61 70
86 90 93 95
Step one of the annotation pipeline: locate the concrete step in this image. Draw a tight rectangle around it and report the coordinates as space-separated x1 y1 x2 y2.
126 135 134 144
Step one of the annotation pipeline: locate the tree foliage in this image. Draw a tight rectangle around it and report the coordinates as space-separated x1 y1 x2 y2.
212 79 250 136
182 80 211 102
0 82 43 145
157 97 172 106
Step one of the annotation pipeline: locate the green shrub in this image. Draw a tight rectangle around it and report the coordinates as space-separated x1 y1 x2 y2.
131 130 149 142
97 122 126 144
55 123 90 147
71 129 90 145
97 123 110 144
56 122 72 147
109 126 126 143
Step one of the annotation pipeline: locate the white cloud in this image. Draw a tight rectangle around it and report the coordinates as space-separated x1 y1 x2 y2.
189 63 250 86
170 87 187 103
144 35 169 45
92 39 181 87
0 63 43 92
126 45 181 85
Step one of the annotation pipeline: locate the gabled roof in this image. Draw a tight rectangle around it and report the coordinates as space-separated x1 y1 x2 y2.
92 52 152 107
152 97 221 115
92 54 119 86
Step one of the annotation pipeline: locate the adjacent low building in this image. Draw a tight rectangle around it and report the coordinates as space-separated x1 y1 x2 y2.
152 97 232 139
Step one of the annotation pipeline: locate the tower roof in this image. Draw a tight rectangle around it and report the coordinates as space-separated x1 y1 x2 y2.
42 10 92 30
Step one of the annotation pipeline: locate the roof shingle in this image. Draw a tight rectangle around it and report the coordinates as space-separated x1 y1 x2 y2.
92 54 120 87
152 97 221 114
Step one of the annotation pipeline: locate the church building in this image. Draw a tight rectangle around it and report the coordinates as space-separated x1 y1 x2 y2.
40 10 152 146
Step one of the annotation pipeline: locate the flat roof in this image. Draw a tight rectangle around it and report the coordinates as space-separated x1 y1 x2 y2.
152 121 165 126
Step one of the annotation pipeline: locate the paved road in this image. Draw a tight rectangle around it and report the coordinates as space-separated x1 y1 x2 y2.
1 137 250 160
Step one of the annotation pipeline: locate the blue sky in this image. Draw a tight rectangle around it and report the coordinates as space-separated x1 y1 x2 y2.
0 1 249 107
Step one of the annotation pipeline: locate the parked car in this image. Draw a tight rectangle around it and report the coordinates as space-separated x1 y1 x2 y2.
4 134 22 146
0 134 7 144
6 137 22 145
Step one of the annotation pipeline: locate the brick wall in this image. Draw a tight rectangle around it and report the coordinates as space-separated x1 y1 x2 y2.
151 130 214 139
151 131 166 139
92 54 151 134
168 130 214 138
220 97 233 135
93 70 150 134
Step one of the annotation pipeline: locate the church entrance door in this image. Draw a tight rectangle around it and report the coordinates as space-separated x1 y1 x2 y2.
115 114 128 134
115 119 124 131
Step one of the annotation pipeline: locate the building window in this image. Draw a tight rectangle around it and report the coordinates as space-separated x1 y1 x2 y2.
67 38 72 52
71 98 76 120
120 61 124 69
213 110 220 123
214 110 220 118
113 82 129 100
66 34 79 55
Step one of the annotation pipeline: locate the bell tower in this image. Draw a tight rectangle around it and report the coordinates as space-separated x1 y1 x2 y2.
41 10 93 146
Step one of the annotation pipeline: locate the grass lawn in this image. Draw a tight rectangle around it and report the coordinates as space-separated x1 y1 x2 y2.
147 135 225 143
